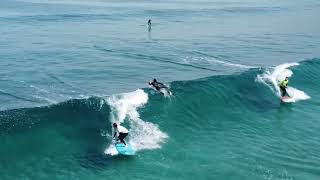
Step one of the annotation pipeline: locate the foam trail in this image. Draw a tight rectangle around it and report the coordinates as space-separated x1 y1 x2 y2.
32 95 58 104
206 57 256 69
257 63 310 102
104 89 168 155
29 85 50 93
183 56 256 69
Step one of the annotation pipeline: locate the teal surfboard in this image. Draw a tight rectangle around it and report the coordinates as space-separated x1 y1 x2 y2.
115 142 135 155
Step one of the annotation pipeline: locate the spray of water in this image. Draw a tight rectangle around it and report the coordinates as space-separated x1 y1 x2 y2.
104 89 168 155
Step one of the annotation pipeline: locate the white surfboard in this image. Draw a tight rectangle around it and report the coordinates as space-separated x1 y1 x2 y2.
281 96 295 103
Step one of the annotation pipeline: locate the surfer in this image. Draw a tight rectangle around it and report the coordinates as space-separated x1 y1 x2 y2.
113 123 128 145
149 78 164 91
280 77 289 97
148 19 152 32
148 19 152 26
149 78 170 95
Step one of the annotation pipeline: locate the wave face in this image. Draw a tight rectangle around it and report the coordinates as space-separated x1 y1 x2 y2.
104 89 168 155
1 0 320 178
257 63 310 102
1 59 320 179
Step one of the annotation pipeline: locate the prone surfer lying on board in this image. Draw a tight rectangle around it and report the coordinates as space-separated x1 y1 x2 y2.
280 77 289 97
113 123 129 145
149 78 166 91
149 78 170 95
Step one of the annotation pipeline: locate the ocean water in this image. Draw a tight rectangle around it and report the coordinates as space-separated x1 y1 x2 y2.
1 0 320 179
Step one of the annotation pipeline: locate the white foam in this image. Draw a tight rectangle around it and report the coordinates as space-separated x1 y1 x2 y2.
183 56 256 69
104 144 118 156
29 85 50 93
160 88 172 97
32 95 58 104
257 63 310 102
104 89 168 155
206 57 256 69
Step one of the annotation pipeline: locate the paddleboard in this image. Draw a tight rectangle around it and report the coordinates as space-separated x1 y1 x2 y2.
281 96 295 103
115 142 135 155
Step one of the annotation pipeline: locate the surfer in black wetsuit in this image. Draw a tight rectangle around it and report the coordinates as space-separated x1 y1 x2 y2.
148 19 152 26
149 78 170 95
149 79 162 91
148 19 152 32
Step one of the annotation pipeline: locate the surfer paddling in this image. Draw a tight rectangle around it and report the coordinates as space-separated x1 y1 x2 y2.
113 123 129 145
149 78 171 95
280 77 289 97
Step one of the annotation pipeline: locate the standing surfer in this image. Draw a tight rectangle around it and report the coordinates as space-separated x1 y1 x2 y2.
280 77 289 97
113 123 129 145
148 19 152 26
148 19 152 32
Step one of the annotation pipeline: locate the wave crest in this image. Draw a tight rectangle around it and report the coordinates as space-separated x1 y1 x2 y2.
104 89 168 155
257 63 310 102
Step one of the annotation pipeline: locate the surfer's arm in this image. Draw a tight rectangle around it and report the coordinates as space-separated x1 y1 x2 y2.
113 132 117 138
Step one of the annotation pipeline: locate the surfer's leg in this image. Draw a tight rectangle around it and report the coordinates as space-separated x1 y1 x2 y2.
120 140 126 145
118 133 128 145
280 87 285 97
283 87 288 97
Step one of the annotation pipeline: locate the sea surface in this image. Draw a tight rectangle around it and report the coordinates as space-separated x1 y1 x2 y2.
1 0 320 179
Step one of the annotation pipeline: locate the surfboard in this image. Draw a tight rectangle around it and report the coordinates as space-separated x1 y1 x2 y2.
115 142 135 155
159 88 172 96
281 96 295 103
150 85 172 96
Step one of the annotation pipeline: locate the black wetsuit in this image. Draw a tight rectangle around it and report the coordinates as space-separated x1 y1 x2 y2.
280 86 287 97
151 82 167 91
118 133 128 144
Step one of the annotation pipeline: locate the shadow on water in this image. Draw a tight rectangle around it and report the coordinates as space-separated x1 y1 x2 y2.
148 25 152 40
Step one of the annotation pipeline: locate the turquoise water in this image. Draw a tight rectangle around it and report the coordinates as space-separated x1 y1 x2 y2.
1 0 320 179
